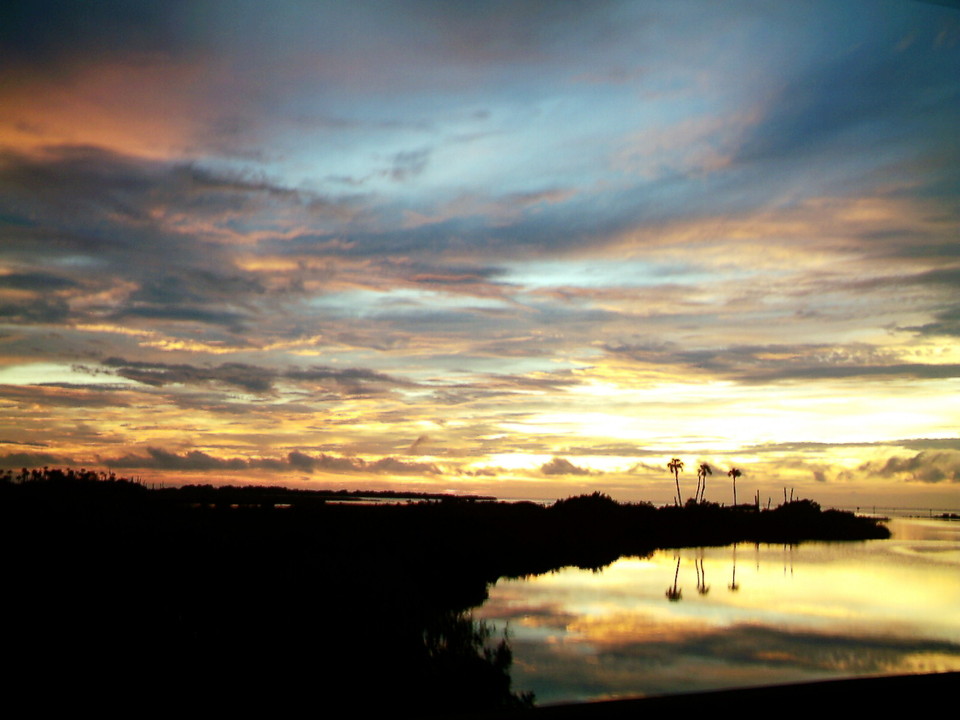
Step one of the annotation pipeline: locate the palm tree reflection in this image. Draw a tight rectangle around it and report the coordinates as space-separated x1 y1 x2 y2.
696 553 710 595
665 554 683 601
728 543 740 592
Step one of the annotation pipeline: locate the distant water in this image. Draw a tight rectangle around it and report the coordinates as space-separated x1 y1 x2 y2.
475 517 960 705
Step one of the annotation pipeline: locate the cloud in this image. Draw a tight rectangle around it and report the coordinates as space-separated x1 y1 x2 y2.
102 358 276 394
127 269 266 308
0 439 49 447
0 451 73 469
614 624 960 676
602 341 960 384
365 456 441 475
0 2 184 69
541 457 593 476
111 305 252 330
101 447 441 476
744 438 960 453
378 259 510 295
0 297 70 324
0 384 132 408
388 148 431 182
734 32 958 169
285 366 415 396
0 148 273 331
95 358 416 397
871 266 960 289
0 145 351 258
857 450 960 484
745 363 960 382
126 447 251 472
898 438 960 451
407 434 430 454
426 369 584 407
902 306 960 337
0 272 79 291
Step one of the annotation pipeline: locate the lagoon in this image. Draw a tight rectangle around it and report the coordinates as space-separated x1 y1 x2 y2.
476 517 960 705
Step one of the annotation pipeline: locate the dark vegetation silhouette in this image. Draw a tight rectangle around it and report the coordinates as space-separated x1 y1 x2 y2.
2 469 888 713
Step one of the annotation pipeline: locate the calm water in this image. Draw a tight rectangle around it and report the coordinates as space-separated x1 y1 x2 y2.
475 517 960 705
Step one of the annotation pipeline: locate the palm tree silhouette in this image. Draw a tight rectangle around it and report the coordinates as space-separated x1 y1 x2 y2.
696 463 712 503
728 467 742 505
668 457 684 505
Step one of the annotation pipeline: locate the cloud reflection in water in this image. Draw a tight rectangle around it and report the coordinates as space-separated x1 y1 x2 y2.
477 518 960 704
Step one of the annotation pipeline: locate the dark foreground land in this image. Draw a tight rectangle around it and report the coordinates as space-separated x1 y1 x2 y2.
3 473 890 714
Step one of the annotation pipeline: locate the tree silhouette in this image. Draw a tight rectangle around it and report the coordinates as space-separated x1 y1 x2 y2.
728 467 742 505
696 463 712 503
667 458 684 505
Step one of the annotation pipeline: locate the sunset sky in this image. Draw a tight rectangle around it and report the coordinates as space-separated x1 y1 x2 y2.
2 1 958 507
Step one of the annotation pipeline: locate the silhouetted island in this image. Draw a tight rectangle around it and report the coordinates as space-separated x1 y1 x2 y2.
2 470 889 714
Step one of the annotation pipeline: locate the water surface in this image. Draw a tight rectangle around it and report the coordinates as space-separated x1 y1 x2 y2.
476 518 960 705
